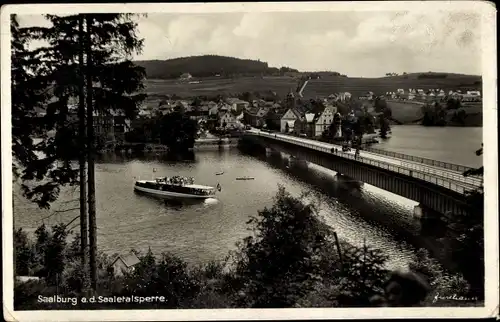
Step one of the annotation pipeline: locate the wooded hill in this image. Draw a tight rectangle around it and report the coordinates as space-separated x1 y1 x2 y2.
134 55 298 79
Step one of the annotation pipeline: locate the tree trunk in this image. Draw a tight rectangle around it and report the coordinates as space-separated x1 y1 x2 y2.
78 14 89 290
85 14 98 291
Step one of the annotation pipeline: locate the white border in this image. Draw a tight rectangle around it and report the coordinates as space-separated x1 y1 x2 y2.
1 2 498 321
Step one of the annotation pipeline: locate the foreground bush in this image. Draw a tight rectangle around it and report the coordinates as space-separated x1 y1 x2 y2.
14 186 470 309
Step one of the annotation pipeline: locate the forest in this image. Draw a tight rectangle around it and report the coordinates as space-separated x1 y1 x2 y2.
134 55 298 79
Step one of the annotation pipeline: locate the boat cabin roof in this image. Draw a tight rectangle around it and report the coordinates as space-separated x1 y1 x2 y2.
184 184 215 190
136 180 214 190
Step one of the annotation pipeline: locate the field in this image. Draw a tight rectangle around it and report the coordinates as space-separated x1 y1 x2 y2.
143 74 482 100
142 75 482 126
386 101 426 123
385 100 483 126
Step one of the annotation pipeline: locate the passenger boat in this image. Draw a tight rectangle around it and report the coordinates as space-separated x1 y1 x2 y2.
134 176 217 199
236 177 255 180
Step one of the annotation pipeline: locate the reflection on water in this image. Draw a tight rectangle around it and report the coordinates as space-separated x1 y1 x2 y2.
14 127 480 272
14 148 425 271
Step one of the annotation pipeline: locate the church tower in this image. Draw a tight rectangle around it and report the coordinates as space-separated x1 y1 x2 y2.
285 88 296 110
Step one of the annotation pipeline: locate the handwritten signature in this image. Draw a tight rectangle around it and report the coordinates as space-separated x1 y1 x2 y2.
432 293 479 303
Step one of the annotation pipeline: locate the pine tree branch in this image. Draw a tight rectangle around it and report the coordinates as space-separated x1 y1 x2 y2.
64 215 80 230
55 207 80 214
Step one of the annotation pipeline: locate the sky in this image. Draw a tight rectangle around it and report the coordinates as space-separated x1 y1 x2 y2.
17 10 482 77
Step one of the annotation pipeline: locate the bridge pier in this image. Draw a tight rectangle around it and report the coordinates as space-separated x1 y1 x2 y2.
414 203 446 221
293 159 308 168
335 173 364 190
413 204 423 219
242 134 472 219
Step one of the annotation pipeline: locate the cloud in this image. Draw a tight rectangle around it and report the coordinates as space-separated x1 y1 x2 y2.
17 10 482 77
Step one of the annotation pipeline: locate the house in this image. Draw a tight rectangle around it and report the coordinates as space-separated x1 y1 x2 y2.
467 90 481 96
234 100 250 111
113 115 131 143
217 102 231 113
232 108 244 122
313 105 336 137
242 107 269 128
265 109 285 130
243 110 257 127
173 100 190 113
209 105 219 116
16 276 41 284
186 108 208 122
256 107 269 119
156 104 174 115
179 73 192 81
294 112 316 136
219 111 237 128
337 92 352 102
225 98 248 111
110 251 140 277
293 104 336 137
199 105 210 114
251 99 267 107
461 93 482 102
93 111 115 143
280 108 303 133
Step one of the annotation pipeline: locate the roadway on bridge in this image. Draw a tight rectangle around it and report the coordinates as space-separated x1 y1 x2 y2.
247 129 482 192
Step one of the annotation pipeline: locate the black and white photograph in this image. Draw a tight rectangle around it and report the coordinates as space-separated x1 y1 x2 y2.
2 2 498 321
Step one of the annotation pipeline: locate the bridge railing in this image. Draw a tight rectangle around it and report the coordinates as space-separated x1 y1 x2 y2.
252 131 470 195
400 161 482 187
251 131 482 187
362 146 473 173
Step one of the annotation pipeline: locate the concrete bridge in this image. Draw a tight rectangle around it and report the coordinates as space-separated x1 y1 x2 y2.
241 129 483 219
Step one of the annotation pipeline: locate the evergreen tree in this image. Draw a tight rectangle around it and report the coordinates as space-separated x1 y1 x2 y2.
14 228 35 276
24 13 147 290
11 14 79 209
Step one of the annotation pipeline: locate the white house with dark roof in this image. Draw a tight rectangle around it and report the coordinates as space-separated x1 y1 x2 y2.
219 111 238 128
313 105 336 137
280 108 303 133
111 251 141 276
179 73 192 81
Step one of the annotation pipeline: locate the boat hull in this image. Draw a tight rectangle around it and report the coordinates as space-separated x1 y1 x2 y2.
134 185 215 199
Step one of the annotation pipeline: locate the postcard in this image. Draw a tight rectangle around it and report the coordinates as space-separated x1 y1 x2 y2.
2 1 498 321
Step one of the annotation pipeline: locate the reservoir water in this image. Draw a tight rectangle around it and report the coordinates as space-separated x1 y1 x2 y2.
13 126 482 271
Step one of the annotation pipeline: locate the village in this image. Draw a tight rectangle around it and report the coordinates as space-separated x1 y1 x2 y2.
80 84 482 149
